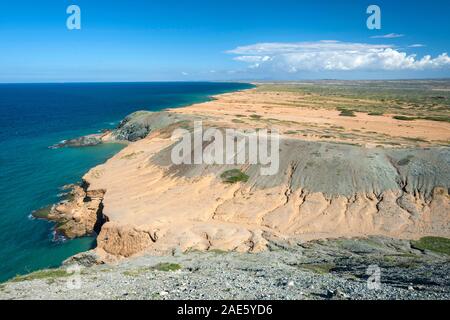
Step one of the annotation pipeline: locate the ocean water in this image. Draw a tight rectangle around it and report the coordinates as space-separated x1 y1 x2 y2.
0 82 253 282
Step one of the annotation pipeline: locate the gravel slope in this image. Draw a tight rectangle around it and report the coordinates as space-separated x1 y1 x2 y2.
1 237 449 300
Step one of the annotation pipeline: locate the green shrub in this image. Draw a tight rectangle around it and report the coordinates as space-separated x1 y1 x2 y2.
339 110 356 117
220 169 249 184
10 269 70 283
299 263 335 274
123 268 149 276
153 263 182 272
419 116 450 123
411 237 450 255
393 115 416 121
397 156 412 166
31 205 52 219
123 263 182 276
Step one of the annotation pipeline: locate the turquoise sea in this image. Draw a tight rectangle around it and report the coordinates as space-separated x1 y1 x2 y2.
0 82 253 282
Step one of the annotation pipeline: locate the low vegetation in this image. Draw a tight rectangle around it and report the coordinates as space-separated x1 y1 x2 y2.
220 169 249 184
123 263 182 276
31 205 52 219
153 263 182 272
397 155 414 166
338 109 356 117
411 237 450 255
298 263 335 274
393 115 450 123
393 115 417 121
419 115 450 123
10 269 70 283
255 81 450 124
123 267 149 276
121 151 144 160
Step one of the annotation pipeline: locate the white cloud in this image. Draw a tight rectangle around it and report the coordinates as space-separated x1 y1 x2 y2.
228 41 450 72
181 72 189 76
370 33 404 39
408 44 426 48
228 41 391 55
233 55 272 63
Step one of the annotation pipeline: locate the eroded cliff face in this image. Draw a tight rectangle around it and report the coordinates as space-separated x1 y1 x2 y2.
44 128 447 260
96 223 157 257
86 187 448 259
41 116 450 261
43 183 107 239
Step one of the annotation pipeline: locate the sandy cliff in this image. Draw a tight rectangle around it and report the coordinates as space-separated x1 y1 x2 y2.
44 88 450 261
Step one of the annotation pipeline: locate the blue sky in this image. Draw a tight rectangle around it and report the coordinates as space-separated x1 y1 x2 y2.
1 0 449 82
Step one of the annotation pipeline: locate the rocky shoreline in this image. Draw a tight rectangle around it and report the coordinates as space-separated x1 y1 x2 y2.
33 183 107 239
35 110 200 258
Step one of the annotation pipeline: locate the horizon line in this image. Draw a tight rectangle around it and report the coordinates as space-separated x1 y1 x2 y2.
1 78 450 85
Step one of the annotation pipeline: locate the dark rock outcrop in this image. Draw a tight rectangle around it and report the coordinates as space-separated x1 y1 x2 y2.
50 133 106 148
112 111 196 141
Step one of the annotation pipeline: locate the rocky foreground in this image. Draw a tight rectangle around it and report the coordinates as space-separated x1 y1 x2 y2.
1 237 449 300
